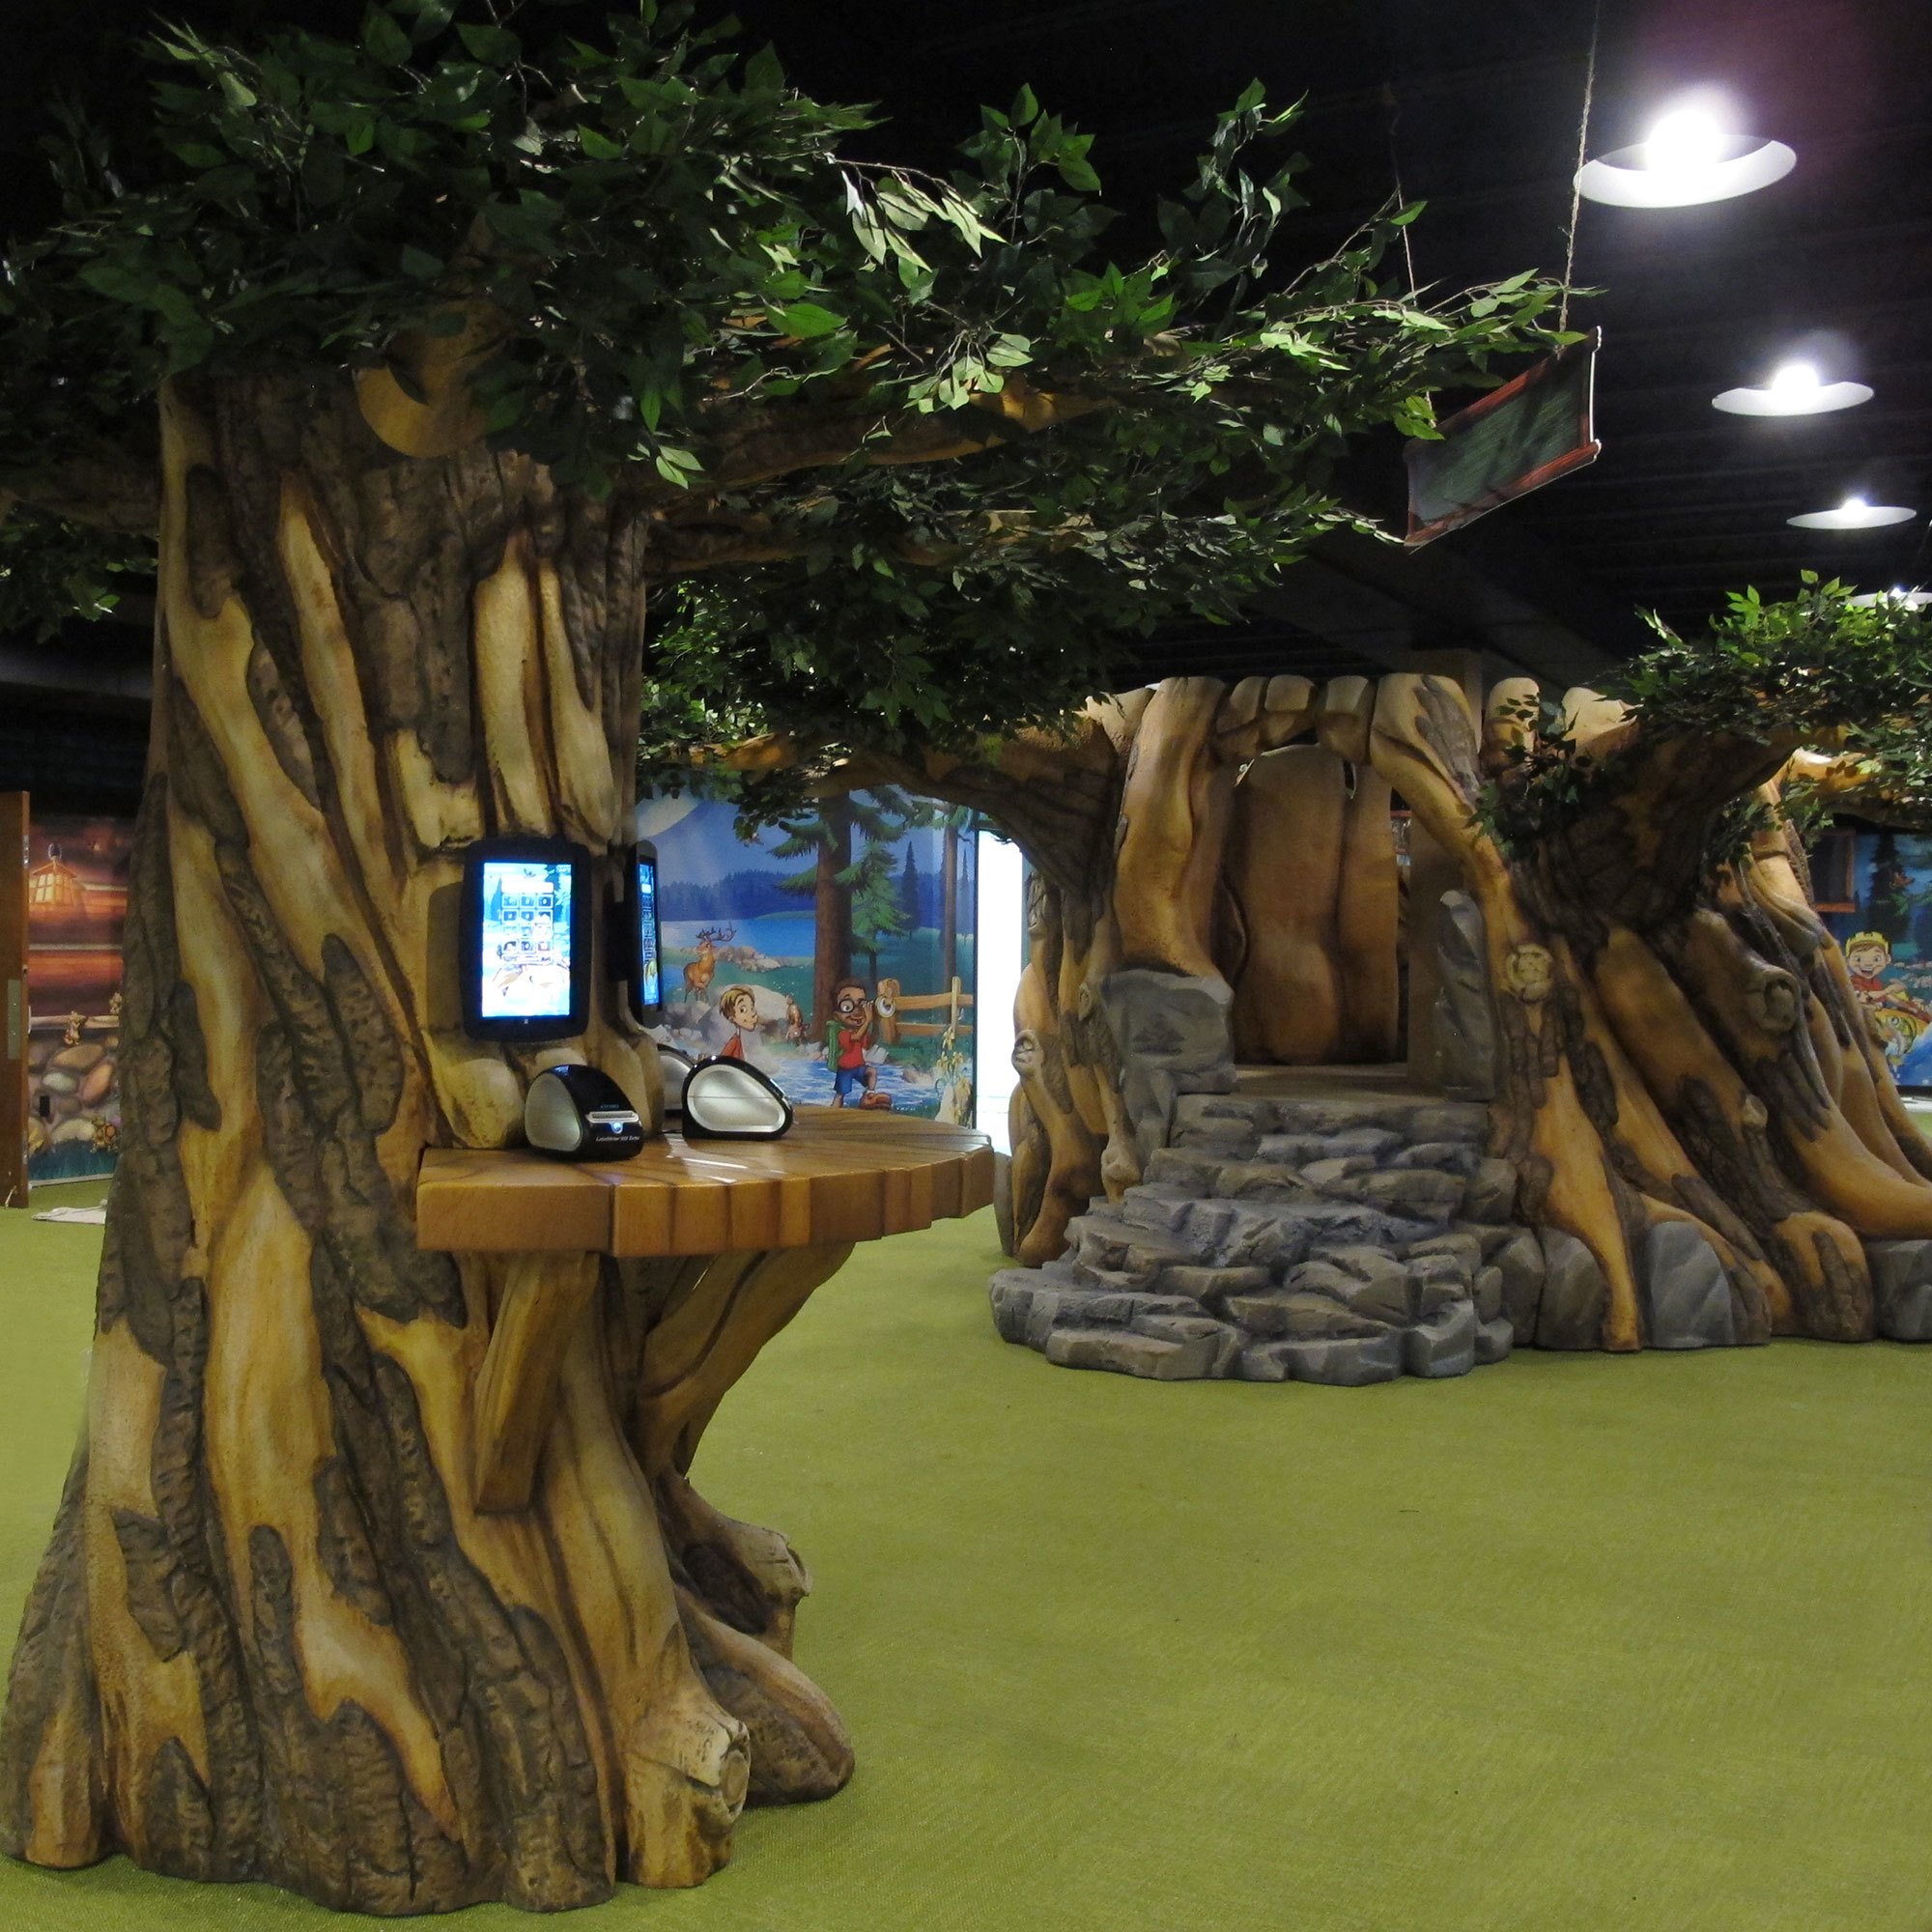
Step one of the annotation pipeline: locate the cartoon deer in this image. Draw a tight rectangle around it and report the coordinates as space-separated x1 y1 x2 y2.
682 924 735 1001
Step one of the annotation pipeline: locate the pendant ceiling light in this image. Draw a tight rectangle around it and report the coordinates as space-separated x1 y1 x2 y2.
1850 587 1931 609
1577 101 1795 208
1787 495 1917 531
1713 359 1872 416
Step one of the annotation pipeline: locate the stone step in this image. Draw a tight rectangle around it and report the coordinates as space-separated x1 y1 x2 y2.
1044 1325 1231 1380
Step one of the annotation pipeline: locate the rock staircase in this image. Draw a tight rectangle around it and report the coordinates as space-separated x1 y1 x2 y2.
991 1086 1548 1383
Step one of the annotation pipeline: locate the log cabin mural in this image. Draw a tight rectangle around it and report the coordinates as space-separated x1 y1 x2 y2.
24 815 131 1182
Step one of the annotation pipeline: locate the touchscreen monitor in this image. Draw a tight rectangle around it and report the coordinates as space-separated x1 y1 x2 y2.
460 838 591 1041
631 840 664 1024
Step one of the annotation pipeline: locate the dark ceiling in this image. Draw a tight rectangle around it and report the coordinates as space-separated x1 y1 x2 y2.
4 0 1929 807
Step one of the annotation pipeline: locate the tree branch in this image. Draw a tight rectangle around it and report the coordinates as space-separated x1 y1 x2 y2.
0 450 161 536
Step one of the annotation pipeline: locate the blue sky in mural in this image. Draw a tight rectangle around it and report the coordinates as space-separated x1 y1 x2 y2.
638 792 978 1122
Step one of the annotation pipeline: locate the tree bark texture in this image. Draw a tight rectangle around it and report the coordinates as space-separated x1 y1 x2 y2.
1369 671 1932 1349
892 674 1350 1264
0 375 850 1912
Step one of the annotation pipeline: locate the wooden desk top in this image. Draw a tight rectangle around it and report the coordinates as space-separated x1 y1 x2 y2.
417 1108 996 1257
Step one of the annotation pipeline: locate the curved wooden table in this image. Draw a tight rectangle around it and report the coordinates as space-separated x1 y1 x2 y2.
419 1108 995 1512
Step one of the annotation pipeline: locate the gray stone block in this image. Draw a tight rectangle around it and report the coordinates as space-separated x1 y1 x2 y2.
1301 1154 1378 1189
1489 1227 1547 1336
1224 1291 1389 1341
1407 1251 1474 1291
988 1271 1040 1344
1326 1270 1411 1326
1403 1297 1478 1378
1101 969 1234 1076
1134 1312 1242 1377
1867 1238 1932 1340
1390 1140 1481 1176
1282 1330 1405 1386
1172 1120 1260 1157
1236 1341 1295 1382
1435 889 1497 1101
1320 1244 1410 1285
1269 1097 1413 1137
1536 1229 1608 1350
1474 1315 1514 1364
1342 1167 1466 1221
1641 1220 1737 1349
1472 1264 1505 1323
1156 1263 1274 1304
1408 1101 1492 1144
1072 1211 1197 1285
1256 1132 1339 1165
1217 1202 1321 1271
1120 1184 1199 1234
1045 1326 1223 1379
1181 1198 1238 1251
1214 1161 1321 1203
1174 1093 1274 1132
1143 1147 1227 1192
1405 1231 1485 1273
1463 1157 1520 1224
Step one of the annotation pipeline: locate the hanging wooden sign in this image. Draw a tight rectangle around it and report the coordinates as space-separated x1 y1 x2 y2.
1405 329 1602 546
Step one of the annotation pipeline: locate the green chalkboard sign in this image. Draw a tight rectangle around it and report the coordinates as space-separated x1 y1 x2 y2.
1406 331 1600 546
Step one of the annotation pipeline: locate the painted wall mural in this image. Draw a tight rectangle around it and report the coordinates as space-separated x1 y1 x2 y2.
25 814 132 1181
1814 828 1932 1090
639 790 978 1122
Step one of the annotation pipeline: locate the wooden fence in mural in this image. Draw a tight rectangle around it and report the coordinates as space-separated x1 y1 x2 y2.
877 976 974 1043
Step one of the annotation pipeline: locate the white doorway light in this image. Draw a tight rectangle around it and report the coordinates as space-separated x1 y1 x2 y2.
973 831 1025 1152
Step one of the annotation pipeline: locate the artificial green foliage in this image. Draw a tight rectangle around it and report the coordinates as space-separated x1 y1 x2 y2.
0 500 150 641
1 0 1573 781
1475 576 1932 865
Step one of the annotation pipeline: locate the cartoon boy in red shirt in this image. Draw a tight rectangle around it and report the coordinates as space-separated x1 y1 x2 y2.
824 977 879 1106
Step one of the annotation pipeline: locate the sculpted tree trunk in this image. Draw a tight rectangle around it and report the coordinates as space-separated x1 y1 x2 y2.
872 674 1328 1264
1370 671 1932 1348
0 374 850 1912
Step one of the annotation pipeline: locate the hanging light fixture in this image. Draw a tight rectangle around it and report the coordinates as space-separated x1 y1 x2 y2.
1577 98 1795 208
1850 587 1932 609
1787 495 1917 531
1713 359 1872 416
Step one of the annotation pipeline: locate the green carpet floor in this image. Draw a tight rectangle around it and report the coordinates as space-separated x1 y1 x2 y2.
4 1192 1932 1930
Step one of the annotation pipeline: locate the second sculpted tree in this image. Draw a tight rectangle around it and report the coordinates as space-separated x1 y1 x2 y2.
1371 580 1932 1349
0 0 1565 1912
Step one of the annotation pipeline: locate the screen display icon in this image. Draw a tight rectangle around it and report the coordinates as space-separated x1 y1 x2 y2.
480 860 575 1019
637 860 661 1009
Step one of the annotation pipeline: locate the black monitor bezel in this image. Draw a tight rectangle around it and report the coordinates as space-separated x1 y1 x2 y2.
627 838 665 1027
460 836 594 1042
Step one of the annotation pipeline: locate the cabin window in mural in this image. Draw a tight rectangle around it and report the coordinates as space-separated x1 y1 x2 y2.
25 815 131 1180
1814 828 1932 1090
642 790 977 1122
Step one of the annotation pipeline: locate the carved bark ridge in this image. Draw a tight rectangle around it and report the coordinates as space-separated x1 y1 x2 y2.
0 374 851 1912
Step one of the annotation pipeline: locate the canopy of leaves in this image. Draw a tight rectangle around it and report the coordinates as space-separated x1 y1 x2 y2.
1477 575 1932 863
1 0 1573 787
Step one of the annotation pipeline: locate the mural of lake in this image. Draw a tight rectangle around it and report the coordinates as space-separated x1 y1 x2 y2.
644 792 979 1123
